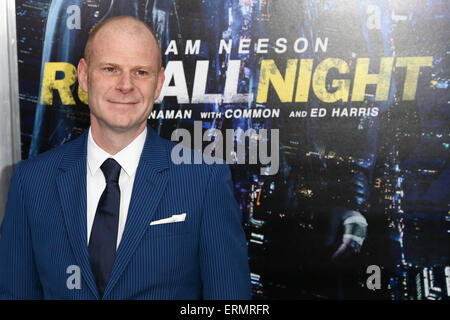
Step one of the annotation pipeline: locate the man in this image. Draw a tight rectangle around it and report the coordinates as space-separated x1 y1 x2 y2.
0 16 251 299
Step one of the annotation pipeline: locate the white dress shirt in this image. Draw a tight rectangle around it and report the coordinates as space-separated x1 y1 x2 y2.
86 127 147 249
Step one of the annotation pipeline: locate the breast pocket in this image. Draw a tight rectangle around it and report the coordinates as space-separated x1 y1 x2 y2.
148 213 191 237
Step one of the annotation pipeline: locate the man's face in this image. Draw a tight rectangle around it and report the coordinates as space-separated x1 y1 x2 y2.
78 23 164 134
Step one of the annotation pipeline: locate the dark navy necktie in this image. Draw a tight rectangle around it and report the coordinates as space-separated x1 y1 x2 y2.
88 158 121 298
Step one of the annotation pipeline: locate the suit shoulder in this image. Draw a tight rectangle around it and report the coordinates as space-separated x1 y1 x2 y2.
148 128 233 182
15 133 85 176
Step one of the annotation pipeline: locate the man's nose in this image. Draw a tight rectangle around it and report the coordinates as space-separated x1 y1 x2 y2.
115 72 134 94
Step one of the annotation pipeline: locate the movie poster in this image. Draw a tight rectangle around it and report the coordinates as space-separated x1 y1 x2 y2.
15 0 449 299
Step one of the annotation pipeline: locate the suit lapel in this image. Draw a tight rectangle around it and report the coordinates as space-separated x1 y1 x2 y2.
103 126 170 298
56 131 100 299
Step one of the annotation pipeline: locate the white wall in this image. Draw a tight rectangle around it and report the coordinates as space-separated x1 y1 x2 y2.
0 0 21 226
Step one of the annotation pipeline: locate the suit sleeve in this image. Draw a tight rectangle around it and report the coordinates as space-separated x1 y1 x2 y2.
199 163 251 300
0 162 43 299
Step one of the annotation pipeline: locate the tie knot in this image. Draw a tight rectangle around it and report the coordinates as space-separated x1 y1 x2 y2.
101 158 121 184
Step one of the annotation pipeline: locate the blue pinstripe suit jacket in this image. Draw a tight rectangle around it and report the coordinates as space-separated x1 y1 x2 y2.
0 126 251 299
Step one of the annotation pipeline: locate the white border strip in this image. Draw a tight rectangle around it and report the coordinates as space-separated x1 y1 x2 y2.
0 0 21 225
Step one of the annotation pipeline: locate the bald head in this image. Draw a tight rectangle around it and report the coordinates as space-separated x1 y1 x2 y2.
84 16 162 67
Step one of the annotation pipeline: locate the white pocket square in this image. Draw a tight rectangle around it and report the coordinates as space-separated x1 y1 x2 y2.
150 213 186 226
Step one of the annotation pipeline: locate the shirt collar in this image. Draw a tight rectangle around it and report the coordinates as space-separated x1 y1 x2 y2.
87 126 147 177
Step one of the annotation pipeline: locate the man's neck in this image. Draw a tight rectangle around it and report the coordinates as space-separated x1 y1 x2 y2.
90 123 146 155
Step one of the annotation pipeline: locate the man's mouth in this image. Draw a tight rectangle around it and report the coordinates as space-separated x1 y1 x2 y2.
108 100 138 105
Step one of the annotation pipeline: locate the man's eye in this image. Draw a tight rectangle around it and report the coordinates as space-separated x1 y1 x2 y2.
136 70 148 76
104 67 116 72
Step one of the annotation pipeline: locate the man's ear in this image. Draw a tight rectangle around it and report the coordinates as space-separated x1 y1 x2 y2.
77 58 89 93
154 66 165 100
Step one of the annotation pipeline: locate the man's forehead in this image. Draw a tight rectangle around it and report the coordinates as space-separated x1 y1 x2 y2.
94 26 155 47
89 32 159 65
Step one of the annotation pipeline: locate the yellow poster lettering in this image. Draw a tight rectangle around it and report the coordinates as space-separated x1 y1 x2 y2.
40 62 77 105
352 57 394 101
396 56 433 100
294 59 313 102
256 59 298 103
312 58 350 103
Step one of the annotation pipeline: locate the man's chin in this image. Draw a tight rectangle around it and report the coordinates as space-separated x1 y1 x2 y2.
91 113 149 135
99 121 146 135
112 123 144 133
